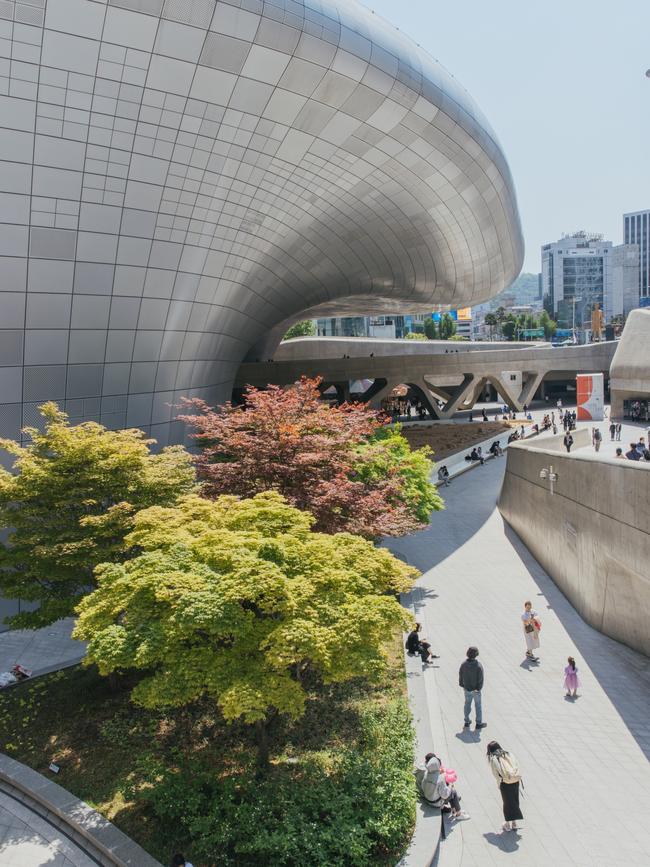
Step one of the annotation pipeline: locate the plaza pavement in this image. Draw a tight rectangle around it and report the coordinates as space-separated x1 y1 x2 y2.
0 619 84 678
0 792 95 867
388 452 650 867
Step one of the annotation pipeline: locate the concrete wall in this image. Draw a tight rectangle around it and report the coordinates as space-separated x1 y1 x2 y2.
498 443 650 656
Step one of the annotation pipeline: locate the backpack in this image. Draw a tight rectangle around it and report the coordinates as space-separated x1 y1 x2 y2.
496 753 522 784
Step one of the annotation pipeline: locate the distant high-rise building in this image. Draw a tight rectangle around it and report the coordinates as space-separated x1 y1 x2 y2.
623 210 650 303
611 244 640 320
541 232 613 329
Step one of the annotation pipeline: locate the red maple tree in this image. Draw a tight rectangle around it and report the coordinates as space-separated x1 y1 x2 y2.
178 378 419 538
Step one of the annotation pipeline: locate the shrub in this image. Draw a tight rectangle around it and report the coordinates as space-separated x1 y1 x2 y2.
127 699 415 866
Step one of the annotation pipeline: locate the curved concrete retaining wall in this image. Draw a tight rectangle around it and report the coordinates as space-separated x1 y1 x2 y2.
498 443 650 656
0 753 162 866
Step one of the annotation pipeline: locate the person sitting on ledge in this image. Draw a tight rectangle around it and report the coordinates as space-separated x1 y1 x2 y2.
469 447 484 464
414 753 470 821
626 443 641 461
615 448 626 459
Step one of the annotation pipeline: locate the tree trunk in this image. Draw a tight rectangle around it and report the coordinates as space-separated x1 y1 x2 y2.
255 719 270 771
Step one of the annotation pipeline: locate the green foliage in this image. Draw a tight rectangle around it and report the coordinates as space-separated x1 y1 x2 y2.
423 318 437 340
448 334 467 341
438 312 457 339
127 699 415 866
0 403 196 628
354 426 443 523
74 493 416 741
283 320 316 339
404 331 427 340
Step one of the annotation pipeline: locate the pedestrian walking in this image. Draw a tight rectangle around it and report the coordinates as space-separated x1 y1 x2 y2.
487 741 523 832
414 753 470 820
615 422 622 441
557 398 562 409
459 646 486 730
593 427 602 452
564 656 581 698
563 432 573 453
522 601 541 660
609 421 616 441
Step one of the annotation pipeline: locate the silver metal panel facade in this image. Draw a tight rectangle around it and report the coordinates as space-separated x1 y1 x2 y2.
0 0 524 445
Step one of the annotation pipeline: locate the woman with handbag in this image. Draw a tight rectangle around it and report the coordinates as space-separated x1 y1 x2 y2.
521 601 541 661
487 741 523 832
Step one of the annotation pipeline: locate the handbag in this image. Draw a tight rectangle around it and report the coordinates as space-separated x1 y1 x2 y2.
533 618 541 631
524 623 534 633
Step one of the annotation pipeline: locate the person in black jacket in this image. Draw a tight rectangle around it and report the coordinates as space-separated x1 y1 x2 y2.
405 623 439 663
459 646 486 730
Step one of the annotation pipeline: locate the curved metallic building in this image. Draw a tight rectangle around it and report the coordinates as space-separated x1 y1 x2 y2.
0 0 523 444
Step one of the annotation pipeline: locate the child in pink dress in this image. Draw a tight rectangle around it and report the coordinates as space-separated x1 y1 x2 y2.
564 656 580 697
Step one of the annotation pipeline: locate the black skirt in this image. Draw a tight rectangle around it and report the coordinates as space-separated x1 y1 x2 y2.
500 782 523 821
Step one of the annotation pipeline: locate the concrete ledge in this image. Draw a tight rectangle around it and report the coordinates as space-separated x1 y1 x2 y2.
0 753 163 867
498 441 650 655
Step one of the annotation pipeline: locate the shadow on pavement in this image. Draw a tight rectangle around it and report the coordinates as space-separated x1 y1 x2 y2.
483 830 521 852
504 521 650 761
383 459 506 574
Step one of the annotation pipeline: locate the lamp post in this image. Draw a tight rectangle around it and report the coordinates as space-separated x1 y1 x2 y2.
539 465 559 495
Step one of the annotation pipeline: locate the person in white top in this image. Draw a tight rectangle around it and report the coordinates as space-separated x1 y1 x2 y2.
521 600 541 661
172 855 194 867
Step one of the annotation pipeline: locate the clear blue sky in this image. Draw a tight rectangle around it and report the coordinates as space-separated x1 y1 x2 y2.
362 0 650 273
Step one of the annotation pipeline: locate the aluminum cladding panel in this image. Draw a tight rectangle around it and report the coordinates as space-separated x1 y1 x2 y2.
0 0 523 444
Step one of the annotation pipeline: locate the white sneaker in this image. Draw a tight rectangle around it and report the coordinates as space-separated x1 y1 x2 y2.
452 811 470 821
502 822 511 832
511 822 518 831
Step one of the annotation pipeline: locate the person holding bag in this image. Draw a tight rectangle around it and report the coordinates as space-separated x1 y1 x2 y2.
521 601 541 661
487 741 523 832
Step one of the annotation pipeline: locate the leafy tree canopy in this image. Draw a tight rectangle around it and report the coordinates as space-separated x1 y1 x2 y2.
283 320 316 340
74 492 416 752
0 402 196 628
179 378 436 539
354 425 443 523
405 331 427 340
438 313 457 340
423 318 437 340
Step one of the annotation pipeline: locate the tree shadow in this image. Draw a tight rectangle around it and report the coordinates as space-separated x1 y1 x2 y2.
504 521 650 761
383 459 506 574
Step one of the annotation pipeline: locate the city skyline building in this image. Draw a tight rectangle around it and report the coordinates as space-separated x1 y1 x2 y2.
623 209 649 305
541 232 612 330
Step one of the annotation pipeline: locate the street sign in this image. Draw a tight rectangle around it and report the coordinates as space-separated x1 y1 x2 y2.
522 328 545 338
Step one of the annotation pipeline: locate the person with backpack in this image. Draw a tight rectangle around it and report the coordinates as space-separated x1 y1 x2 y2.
486 741 523 832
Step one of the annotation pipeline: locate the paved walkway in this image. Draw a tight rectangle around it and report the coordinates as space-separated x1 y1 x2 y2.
0 619 84 678
0 792 95 867
388 456 650 867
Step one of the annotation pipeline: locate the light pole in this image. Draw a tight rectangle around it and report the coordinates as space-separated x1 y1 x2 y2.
539 465 559 495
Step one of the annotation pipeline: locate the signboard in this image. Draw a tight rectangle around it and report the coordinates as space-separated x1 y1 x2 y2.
576 373 604 421
431 308 472 322
522 328 544 338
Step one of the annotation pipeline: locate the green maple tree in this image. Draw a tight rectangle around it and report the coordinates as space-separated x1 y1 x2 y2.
0 402 196 628
73 492 417 764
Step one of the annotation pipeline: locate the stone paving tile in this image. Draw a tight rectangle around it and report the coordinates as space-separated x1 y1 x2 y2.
388 455 650 867
0 620 84 677
0 792 95 866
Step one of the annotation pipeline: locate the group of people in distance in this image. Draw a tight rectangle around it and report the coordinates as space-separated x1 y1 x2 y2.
409 600 583 835
618 435 650 461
